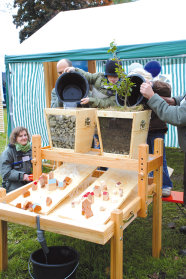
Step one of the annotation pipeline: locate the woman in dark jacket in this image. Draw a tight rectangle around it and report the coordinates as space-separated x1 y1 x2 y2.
0 126 32 192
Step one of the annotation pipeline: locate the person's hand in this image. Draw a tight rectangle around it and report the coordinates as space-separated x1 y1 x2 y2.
140 82 154 100
23 174 30 181
64 67 75 73
161 97 176 106
80 97 90 105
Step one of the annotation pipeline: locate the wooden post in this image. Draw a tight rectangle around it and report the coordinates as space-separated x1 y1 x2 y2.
0 220 8 271
110 209 123 279
32 135 42 181
88 61 96 73
152 138 163 258
43 62 57 108
138 144 149 217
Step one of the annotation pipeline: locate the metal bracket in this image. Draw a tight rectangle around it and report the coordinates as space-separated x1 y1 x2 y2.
123 211 135 223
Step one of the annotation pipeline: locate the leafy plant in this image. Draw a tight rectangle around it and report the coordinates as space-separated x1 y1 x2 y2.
105 41 135 108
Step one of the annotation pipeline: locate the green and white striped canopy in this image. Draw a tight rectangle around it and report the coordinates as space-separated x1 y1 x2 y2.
4 0 186 148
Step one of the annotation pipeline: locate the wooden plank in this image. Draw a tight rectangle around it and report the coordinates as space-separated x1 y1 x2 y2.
97 109 151 120
45 107 77 116
75 109 96 153
130 111 151 159
0 202 114 244
130 130 149 159
39 214 114 245
97 110 134 119
57 168 138 225
41 148 139 170
132 110 151 132
45 107 97 116
0 203 37 228
148 155 163 173
1 182 34 204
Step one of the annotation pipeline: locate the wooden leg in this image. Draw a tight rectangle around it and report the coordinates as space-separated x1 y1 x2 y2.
138 144 149 218
0 220 8 271
152 138 163 258
110 209 123 279
32 135 42 181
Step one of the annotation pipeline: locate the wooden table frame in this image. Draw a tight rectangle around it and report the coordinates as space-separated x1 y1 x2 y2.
0 135 163 279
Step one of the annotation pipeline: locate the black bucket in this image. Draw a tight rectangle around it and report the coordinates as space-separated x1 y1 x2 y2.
116 73 146 107
55 71 89 107
29 246 79 279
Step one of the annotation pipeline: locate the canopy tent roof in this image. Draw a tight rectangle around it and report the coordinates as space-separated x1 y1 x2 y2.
5 0 186 63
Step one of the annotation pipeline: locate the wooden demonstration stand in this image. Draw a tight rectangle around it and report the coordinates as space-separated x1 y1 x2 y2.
0 135 163 279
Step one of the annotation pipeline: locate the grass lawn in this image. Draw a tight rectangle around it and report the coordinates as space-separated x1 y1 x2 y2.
0 108 186 279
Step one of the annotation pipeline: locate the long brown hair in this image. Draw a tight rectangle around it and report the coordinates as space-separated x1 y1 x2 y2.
9 127 31 145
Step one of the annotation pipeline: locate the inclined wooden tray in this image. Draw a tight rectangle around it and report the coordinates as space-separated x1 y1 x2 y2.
57 168 138 225
9 163 96 215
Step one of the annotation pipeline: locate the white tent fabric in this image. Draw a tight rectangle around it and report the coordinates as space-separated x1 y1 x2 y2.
6 0 186 57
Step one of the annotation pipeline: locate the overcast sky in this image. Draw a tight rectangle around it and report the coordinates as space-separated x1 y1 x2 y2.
0 1 20 72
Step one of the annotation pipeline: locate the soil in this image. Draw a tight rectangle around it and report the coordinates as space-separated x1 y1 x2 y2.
99 117 132 154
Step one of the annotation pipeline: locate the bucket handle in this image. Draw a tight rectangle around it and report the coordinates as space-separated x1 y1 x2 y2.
28 256 79 279
28 257 35 279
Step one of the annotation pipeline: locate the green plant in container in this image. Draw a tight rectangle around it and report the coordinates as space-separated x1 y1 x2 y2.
104 40 135 109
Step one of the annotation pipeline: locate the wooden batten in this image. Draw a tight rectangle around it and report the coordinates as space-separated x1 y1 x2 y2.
97 110 134 119
41 148 139 170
